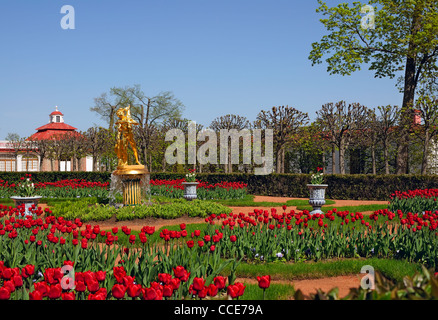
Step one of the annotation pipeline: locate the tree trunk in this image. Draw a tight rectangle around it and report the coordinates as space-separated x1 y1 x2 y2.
421 130 430 175
228 147 232 173
276 148 282 173
322 152 326 174
93 156 98 172
281 148 285 173
39 156 44 172
331 144 336 174
371 145 376 175
162 156 166 172
384 138 390 174
339 146 345 174
109 107 115 133
396 6 422 174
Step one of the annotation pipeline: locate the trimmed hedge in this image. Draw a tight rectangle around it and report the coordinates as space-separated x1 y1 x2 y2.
2 171 438 200
0 171 111 183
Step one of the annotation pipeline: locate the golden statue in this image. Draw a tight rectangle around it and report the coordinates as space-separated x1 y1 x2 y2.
115 105 141 167
113 105 149 206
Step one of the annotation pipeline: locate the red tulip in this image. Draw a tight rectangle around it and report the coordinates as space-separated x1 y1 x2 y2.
34 282 50 297
158 273 172 285
48 284 62 299
257 275 271 289
13 275 23 288
227 285 239 299
214 276 227 290
95 270 106 282
29 290 42 300
0 287 10 300
192 277 205 291
111 284 126 299
162 285 174 298
197 286 209 299
170 277 181 290
4 281 15 293
208 284 218 297
74 280 86 292
142 287 162 300
87 280 100 293
62 292 76 300
127 284 142 298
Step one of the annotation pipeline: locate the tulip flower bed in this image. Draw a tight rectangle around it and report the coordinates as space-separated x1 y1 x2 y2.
150 179 248 200
0 204 247 300
389 188 438 214
0 178 110 199
200 207 438 268
1 197 438 301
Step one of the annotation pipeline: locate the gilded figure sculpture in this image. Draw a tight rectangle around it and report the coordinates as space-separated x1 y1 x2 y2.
114 105 142 167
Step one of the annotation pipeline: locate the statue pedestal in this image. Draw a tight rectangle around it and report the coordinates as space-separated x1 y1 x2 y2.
112 165 149 206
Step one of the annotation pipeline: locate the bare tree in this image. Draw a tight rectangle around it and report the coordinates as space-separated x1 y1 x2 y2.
128 86 184 170
83 127 113 171
210 114 250 173
256 106 309 173
413 93 438 174
375 105 400 174
316 101 369 174
5 133 25 172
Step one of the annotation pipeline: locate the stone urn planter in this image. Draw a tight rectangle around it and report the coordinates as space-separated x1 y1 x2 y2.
307 184 328 215
10 196 43 217
182 182 199 201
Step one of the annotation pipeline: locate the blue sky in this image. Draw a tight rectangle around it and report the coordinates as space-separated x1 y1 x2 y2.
0 0 404 139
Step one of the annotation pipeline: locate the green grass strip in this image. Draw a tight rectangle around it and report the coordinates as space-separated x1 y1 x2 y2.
296 204 388 213
228 258 421 283
241 283 296 300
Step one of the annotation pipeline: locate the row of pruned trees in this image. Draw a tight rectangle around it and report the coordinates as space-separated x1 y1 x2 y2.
86 83 438 174
8 85 438 175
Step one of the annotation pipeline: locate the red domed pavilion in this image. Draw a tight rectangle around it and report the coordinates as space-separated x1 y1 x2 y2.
29 106 80 141
0 106 92 172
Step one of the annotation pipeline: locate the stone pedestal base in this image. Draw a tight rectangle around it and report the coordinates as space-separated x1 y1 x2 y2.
112 165 149 206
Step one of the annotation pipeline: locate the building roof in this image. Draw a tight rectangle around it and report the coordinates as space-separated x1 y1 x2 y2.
28 107 82 141
29 130 82 141
34 122 77 132
49 106 64 116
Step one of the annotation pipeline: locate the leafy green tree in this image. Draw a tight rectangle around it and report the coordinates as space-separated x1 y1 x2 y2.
91 87 134 133
309 0 438 174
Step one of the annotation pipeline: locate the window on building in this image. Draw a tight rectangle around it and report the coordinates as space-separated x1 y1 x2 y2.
22 156 39 171
56 116 60 123
0 155 16 172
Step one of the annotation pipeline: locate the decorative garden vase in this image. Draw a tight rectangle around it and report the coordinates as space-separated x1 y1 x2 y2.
10 196 43 217
307 184 328 215
182 182 199 201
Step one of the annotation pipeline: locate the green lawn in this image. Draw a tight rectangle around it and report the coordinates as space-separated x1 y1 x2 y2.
295 204 388 213
214 195 336 207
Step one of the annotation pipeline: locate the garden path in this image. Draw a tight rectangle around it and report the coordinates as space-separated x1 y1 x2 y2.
235 274 362 299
